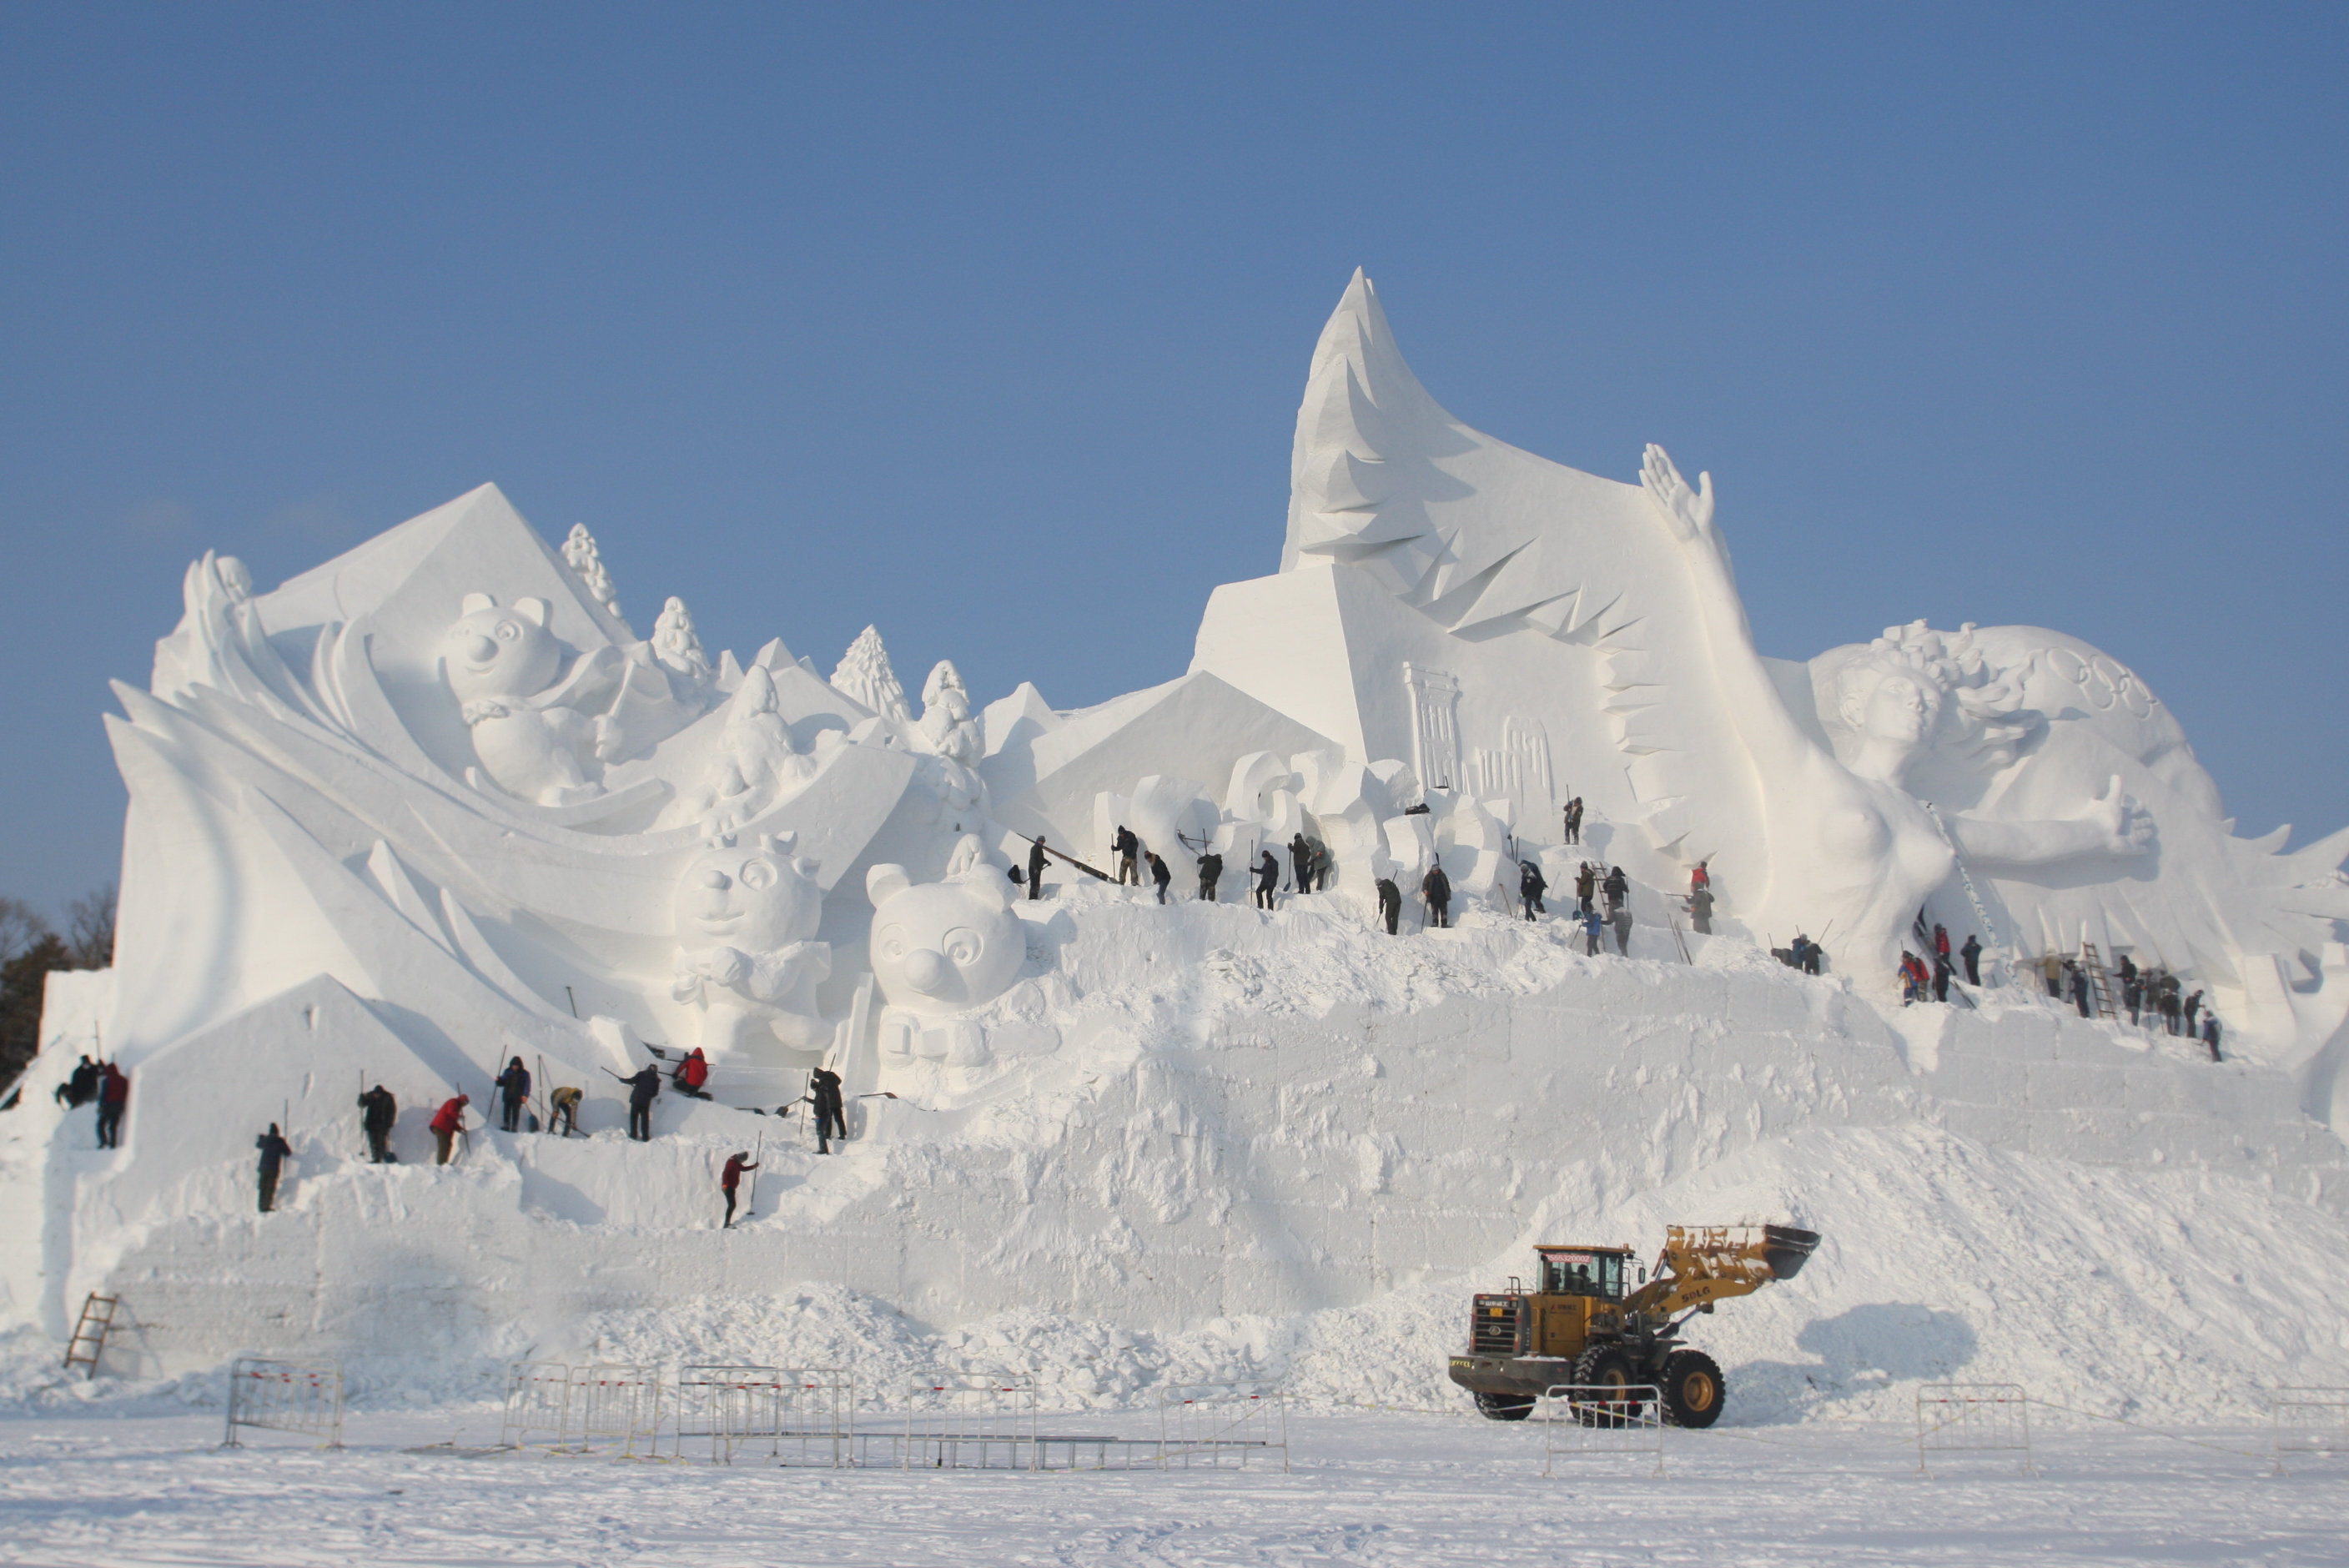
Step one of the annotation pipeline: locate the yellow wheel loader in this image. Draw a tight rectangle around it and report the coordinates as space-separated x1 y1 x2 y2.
1446 1224 1819 1427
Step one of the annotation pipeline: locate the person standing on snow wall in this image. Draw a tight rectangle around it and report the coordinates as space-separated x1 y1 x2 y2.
1421 857 1451 929
1375 875 1401 935
1253 849 1280 910
1687 883 1714 935
358 1084 398 1163
95 1063 128 1149
1574 862 1596 917
1114 825 1139 887
1959 934 1983 988
254 1123 292 1213
430 1093 470 1164
1517 859 1547 921
1197 850 1223 903
1288 833 1311 897
1026 835 1049 901
497 1055 531 1133
720 1149 759 1228
1581 904 1606 956
1146 851 1171 904
809 1066 846 1154
621 1063 660 1141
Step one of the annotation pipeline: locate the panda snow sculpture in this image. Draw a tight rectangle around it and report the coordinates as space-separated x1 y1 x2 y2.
440 592 621 806
865 857 1024 1018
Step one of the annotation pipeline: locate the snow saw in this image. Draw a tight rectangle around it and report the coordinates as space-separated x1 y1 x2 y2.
1446 1223 1820 1427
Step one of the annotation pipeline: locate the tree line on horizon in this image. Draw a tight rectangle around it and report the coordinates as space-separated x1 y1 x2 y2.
0 887 116 1095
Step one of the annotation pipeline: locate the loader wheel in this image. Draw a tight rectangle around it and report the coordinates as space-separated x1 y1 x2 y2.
1660 1349 1724 1429
1474 1392 1536 1422
1570 1345 1643 1428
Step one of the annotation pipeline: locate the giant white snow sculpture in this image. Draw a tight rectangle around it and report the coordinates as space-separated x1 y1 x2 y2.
6 270 2347 1385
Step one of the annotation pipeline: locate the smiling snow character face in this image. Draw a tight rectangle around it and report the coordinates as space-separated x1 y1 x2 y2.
674 833 823 956
866 862 1023 1017
443 592 563 701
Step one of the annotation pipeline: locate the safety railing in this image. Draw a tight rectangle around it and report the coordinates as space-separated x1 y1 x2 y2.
2271 1387 2349 1475
1159 1384 1289 1472
1916 1383 2032 1475
557 1364 662 1458
498 1361 574 1451
1539 1383 1663 1476
223 1357 345 1450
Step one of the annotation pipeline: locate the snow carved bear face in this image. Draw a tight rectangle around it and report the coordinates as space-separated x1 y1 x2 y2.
674 835 824 957
865 862 1023 1017
443 593 563 703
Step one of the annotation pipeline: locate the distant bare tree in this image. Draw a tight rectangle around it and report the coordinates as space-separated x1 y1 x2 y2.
0 897 48 967
67 883 116 970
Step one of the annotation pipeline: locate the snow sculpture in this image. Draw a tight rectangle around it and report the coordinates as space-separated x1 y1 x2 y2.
671 832 832 1058
692 662 817 831
866 849 1024 1018
561 523 622 621
918 660 983 765
832 626 912 722
440 592 621 806
651 596 712 686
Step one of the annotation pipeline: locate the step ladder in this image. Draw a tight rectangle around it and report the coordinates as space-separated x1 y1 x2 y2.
2078 942 2120 1020
63 1293 119 1380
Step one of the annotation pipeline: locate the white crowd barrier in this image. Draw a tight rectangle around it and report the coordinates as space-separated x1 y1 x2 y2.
498 1361 574 1450
558 1364 662 1458
898 1375 1040 1470
1540 1383 1664 1477
1916 1383 2032 1475
2270 1387 2349 1475
223 1357 345 1450
1159 1384 1290 1472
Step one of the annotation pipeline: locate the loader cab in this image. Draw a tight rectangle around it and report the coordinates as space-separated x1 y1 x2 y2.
1537 1247 1631 1302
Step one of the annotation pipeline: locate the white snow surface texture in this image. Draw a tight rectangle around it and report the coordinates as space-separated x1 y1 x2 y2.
7 885 2347 1429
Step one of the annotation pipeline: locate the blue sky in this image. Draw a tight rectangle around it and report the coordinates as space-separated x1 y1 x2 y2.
3 3 2342 919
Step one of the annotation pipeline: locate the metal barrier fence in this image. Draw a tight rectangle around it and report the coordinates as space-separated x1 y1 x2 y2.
1539 1383 1664 1477
1917 1383 2032 1475
2271 1387 2349 1475
499 1361 574 1450
558 1364 662 1458
898 1375 1040 1470
1159 1384 1290 1472
223 1357 345 1450
669 1365 780 1465
774 1369 856 1469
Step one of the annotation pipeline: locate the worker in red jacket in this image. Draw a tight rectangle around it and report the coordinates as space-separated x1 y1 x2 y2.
720 1149 759 1228
430 1093 470 1165
94 1063 128 1149
673 1047 712 1100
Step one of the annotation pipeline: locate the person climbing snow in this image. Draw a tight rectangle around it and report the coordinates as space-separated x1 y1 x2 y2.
1421 858 1451 929
673 1047 712 1099
1581 904 1606 956
1026 835 1049 900
1517 859 1547 922
1611 895 1634 955
1959 934 1983 988
1691 861 1711 895
720 1149 759 1227
1574 862 1597 917
358 1084 398 1163
548 1084 582 1137
1197 850 1223 903
95 1063 128 1149
2201 1011 2223 1061
1146 851 1171 905
1289 833 1311 897
430 1093 470 1164
1687 884 1714 935
254 1123 292 1212
809 1065 846 1154
1253 849 1280 910
1602 865 1629 914
1114 825 1140 886
497 1055 531 1133
54 1056 98 1109
1376 875 1401 935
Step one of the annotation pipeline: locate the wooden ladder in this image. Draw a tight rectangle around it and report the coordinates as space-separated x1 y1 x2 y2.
63 1292 119 1380
2078 942 2120 1020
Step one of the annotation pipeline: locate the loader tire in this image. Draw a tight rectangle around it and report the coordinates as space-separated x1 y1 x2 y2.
1473 1392 1536 1421
1659 1349 1724 1429
1570 1345 1643 1428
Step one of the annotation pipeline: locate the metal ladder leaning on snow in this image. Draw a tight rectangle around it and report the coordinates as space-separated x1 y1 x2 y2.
63 1293 119 1380
2077 942 2120 1020
1921 802 2006 988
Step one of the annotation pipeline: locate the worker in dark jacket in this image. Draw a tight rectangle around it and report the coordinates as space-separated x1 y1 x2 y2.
1375 876 1401 935
1517 860 1547 921
430 1093 469 1164
497 1056 531 1133
1687 885 1715 935
602 1064 661 1141
1253 850 1280 910
1026 836 1049 900
95 1063 128 1149
254 1123 293 1212
720 1149 759 1227
1197 851 1224 903
1959 934 1983 987
809 1066 846 1154
358 1084 398 1163
255 1123 292 1212
1114 825 1140 886
1602 865 1629 913
55 1057 98 1109
1146 851 1171 904
1421 859 1451 929
1289 833 1311 896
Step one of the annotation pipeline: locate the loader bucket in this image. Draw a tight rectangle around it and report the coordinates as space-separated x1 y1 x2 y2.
1762 1224 1821 1280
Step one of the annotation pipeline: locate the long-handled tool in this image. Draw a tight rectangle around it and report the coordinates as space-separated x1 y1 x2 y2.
742 1129 764 1220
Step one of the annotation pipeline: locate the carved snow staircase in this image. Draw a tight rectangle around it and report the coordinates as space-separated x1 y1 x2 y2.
63 1292 119 1380
2077 943 2120 1020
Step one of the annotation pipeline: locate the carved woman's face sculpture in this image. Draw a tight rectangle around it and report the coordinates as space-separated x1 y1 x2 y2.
1859 669 1938 747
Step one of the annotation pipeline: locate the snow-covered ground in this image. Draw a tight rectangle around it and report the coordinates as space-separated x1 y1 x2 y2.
0 1403 2341 1566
